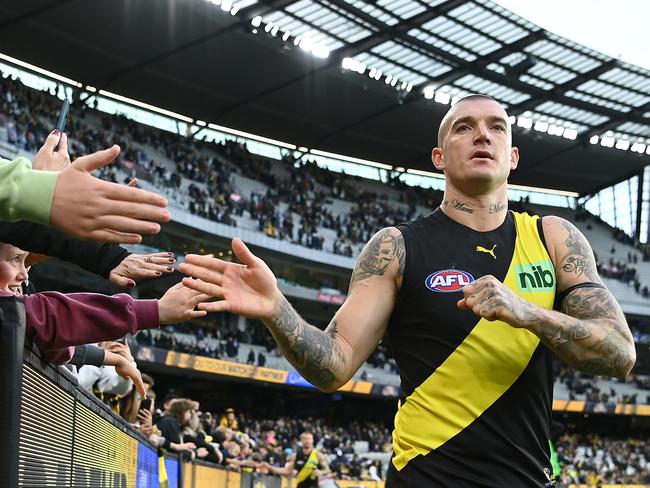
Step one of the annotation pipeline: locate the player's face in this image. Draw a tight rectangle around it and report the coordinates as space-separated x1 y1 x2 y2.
433 99 519 192
0 244 28 295
301 433 314 449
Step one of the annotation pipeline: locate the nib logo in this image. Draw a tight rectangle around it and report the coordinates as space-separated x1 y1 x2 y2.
515 261 555 292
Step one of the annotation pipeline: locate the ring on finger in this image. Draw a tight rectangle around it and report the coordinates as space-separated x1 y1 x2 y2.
145 256 153 263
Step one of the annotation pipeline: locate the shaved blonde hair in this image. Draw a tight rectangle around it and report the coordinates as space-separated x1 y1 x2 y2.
436 94 502 147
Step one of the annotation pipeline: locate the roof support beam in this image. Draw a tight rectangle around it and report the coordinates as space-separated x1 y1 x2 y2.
0 0 75 29
210 0 464 119
507 59 620 116
90 0 297 89
581 100 650 140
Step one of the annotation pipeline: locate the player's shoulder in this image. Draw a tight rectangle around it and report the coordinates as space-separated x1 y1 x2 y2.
540 215 584 239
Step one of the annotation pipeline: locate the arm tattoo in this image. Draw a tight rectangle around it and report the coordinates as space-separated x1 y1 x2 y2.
350 228 405 286
443 199 474 214
264 299 345 390
535 287 635 378
559 221 598 281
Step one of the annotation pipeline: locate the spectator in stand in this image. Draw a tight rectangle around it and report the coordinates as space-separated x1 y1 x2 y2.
246 348 256 365
153 393 179 424
257 351 267 367
219 408 239 430
156 398 202 459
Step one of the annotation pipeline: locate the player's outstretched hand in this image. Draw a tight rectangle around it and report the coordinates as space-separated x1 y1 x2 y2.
49 144 170 244
179 238 281 319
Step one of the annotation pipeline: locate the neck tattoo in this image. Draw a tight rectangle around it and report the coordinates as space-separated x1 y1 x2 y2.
444 199 474 214
489 202 506 214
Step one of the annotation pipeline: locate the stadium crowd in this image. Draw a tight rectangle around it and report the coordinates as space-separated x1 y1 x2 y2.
74 358 648 485
3 73 650 485
556 433 650 485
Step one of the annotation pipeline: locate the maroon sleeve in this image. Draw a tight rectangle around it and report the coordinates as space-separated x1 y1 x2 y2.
22 291 159 351
42 346 75 365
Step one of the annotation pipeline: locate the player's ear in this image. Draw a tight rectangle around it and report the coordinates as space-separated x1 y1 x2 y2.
432 147 445 171
510 146 519 170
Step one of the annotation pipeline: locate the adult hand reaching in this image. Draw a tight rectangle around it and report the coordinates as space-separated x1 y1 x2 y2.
32 130 70 171
49 144 170 244
109 252 176 287
178 238 281 319
157 282 211 324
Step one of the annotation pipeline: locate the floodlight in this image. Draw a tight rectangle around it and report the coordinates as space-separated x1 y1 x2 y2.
251 16 262 27
615 140 630 150
589 135 599 144
516 117 533 129
534 121 548 132
563 128 577 140
600 137 615 147
434 91 450 104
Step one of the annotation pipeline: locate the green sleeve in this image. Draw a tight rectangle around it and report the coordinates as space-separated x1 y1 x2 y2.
0 157 58 224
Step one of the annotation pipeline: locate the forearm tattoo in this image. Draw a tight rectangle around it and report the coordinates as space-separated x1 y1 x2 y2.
265 228 404 390
265 299 345 390
536 287 635 378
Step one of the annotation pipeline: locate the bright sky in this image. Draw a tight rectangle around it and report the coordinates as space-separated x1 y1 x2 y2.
492 0 650 70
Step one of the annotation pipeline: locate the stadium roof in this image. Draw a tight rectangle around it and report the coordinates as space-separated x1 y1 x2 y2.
1 0 649 196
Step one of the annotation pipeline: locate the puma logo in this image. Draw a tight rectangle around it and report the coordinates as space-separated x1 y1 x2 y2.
476 244 497 259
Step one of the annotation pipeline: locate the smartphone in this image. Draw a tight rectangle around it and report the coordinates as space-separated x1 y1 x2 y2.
140 398 153 411
54 99 70 151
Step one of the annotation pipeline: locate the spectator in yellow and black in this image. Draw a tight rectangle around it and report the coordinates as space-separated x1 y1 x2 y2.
219 407 239 430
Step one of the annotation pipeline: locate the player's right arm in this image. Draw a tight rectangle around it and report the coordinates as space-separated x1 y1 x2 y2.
179 228 404 392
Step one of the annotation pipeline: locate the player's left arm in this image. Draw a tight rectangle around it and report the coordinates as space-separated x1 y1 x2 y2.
316 451 331 475
535 216 635 377
458 216 635 378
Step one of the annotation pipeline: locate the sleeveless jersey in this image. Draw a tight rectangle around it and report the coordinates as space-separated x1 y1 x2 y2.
386 209 556 487
294 448 321 488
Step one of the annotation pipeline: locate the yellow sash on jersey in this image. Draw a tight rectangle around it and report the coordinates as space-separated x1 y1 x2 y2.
296 449 320 482
392 212 556 471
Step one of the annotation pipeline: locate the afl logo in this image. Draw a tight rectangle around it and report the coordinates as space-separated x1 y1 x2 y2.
425 269 474 293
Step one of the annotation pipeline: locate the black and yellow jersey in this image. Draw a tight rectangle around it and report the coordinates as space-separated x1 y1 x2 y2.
386 209 555 487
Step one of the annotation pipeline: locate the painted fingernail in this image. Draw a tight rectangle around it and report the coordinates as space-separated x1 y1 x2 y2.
51 129 60 135
127 281 136 287
156 271 162 276
168 258 175 263
166 267 174 272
